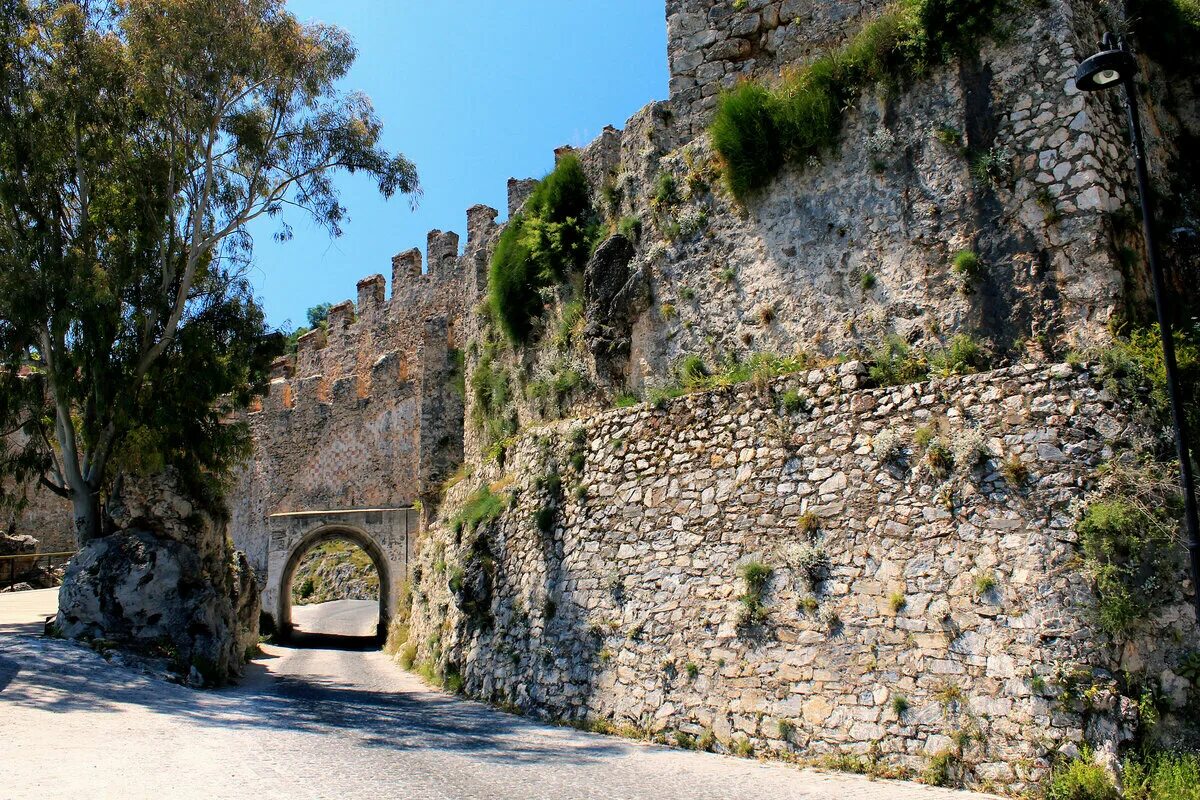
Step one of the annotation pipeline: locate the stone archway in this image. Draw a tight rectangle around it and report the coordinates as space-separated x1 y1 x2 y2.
261 508 418 642
279 525 391 641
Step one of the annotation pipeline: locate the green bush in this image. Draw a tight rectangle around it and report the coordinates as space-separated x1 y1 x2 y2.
1077 498 1179 635
737 560 773 626
677 354 709 387
488 155 601 342
711 0 1013 199
1123 751 1200 800
451 485 506 537
470 344 516 447
929 334 988 376
710 82 783 200
1045 751 1119 800
952 249 981 280
1101 323 1199 439
869 335 930 387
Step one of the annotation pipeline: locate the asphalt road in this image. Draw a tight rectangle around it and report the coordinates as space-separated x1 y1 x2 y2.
292 598 379 638
0 589 997 800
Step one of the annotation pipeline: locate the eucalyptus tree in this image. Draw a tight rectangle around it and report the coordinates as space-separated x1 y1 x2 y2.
0 0 419 544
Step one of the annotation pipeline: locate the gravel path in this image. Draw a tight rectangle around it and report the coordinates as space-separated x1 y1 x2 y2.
0 589 998 800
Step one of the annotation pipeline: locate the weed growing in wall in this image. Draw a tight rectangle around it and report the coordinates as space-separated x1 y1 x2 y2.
736 560 773 627
868 335 929 387
710 0 1016 199
1077 492 1181 636
488 154 601 343
1123 751 1200 800
450 485 506 538
1101 322 1199 440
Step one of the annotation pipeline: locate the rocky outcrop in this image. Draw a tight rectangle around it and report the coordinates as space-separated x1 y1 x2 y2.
56 471 259 686
290 539 379 605
584 234 651 381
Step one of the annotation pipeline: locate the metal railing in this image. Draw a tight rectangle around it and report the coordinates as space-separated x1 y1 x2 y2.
0 551 76 591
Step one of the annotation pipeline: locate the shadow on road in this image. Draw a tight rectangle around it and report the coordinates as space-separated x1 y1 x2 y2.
279 631 382 651
0 635 630 769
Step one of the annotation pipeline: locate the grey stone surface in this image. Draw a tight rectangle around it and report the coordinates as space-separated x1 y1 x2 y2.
1 589 1000 800
413 362 1197 792
56 471 259 683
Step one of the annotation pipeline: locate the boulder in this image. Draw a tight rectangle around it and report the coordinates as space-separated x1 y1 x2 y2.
55 470 259 685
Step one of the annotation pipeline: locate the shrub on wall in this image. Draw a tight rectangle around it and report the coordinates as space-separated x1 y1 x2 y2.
488 155 601 343
710 0 1016 199
1077 495 1181 636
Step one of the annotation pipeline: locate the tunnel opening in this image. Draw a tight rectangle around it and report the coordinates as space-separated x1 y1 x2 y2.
278 526 390 649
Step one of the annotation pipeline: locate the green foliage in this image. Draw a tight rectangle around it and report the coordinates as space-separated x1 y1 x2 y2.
652 172 679 209
780 389 807 414
552 300 584 351
921 750 959 787
1101 323 1200 439
1123 751 1200 800
929 334 988 376
732 737 755 758
289 538 379 605
451 485 506 537
710 82 783 200
973 571 997 597
1001 454 1029 486
470 343 516 449
926 439 954 477
860 272 877 291
617 215 642 242
913 425 935 450
710 0 1012 199
306 303 333 328
869 335 929 387
1078 498 1180 636
488 155 601 342
534 505 556 533
892 695 910 716
889 591 907 613
737 560 773 626
677 354 710 387
0 0 416 542
1046 750 1119 800
952 250 981 281
615 392 640 408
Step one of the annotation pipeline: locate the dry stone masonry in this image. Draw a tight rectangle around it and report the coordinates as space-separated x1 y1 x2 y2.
411 362 1196 790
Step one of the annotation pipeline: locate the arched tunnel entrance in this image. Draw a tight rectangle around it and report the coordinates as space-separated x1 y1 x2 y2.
280 526 390 646
262 508 417 648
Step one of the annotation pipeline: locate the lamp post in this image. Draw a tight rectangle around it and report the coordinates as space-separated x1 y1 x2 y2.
1075 33 1200 625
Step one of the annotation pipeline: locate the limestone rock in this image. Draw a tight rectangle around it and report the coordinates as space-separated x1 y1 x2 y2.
56 470 259 685
57 528 256 684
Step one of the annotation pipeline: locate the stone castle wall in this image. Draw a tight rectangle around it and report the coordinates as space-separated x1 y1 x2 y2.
408 361 1197 790
452 0 1189 485
229 228 477 575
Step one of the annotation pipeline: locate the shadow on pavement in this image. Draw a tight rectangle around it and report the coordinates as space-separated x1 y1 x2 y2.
0 634 631 768
279 631 382 651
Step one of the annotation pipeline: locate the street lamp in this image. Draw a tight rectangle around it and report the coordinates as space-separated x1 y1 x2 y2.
1075 33 1200 625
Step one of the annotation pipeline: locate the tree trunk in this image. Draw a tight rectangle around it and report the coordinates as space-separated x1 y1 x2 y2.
72 489 101 546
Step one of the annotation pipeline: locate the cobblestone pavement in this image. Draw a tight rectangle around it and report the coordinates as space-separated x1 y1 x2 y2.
0 590 999 800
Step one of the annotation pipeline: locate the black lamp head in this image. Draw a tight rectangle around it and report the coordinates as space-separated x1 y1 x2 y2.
1075 38 1137 92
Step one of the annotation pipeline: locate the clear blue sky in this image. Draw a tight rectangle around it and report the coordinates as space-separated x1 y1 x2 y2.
249 1 669 330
